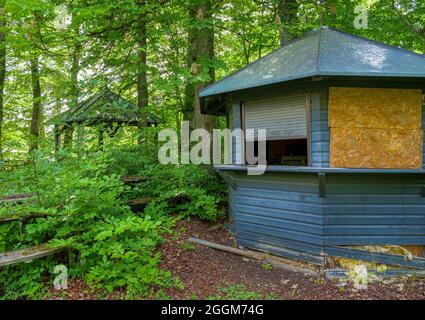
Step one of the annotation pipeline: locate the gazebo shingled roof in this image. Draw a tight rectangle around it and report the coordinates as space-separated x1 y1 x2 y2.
49 89 160 127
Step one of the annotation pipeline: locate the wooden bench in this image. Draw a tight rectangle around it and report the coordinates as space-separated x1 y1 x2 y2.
0 244 63 267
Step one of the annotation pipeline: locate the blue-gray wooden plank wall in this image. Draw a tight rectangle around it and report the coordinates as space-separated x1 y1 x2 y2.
228 171 425 264
229 172 325 265
323 174 425 246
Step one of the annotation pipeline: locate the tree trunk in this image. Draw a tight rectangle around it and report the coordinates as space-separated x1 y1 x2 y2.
136 1 149 143
63 22 81 149
183 0 216 132
29 57 42 152
0 1 5 160
423 35 425 55
278 0 298 46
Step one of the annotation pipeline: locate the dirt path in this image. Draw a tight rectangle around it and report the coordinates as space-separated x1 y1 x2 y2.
159 218 425 300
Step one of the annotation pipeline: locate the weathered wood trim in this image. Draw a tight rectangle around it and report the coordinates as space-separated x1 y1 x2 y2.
306 91 312 167
215 164 425 174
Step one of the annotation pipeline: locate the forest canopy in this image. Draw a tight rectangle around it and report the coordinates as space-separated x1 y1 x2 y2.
0 0 424 159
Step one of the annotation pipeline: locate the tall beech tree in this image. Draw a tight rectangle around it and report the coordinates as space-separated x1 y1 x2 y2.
29 56 42 152
278 0 299 46
136 0 149 132
183 0 216 132
0 0 5 159
63 19 81 148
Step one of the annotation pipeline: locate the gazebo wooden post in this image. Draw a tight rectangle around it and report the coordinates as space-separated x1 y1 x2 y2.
98 126 104 149
54 125 61 157
107 124 120 138
63 124 74 148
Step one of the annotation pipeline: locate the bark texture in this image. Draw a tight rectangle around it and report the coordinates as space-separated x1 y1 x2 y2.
278 0 298 46
183 0 216 132
0 0 6 159
29 57 42 152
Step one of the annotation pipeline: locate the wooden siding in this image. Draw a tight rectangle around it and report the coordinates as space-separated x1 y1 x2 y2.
228 172 325 265
310 89 330 167
323 174 425 245
222 166 425 264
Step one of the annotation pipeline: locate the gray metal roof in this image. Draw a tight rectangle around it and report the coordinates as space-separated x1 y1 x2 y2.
200 27 425 98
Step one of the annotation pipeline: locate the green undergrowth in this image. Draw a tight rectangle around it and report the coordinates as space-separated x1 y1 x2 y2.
207 284 276 300
0 147 226 299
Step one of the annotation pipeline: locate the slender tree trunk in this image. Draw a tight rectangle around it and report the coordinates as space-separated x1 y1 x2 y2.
63 22 81 148
183 0 216 132
136 1 149 144
423 35 425 55
29 57 42 152
0 0 5 160
278 0 298 46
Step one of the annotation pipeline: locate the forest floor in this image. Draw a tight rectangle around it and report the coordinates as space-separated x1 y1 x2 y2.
49 218 425 300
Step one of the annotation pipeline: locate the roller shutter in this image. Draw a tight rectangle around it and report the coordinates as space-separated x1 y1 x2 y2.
244 93 307 140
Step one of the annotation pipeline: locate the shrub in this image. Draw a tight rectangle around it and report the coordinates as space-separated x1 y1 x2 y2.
136 163 227 221
0 150 173 299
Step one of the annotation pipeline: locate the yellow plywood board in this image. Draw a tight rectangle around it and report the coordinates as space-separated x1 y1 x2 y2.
330 128 423 169
329 87 422 129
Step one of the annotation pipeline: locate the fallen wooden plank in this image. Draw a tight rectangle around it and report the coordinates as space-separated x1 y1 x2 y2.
121 175 149 184
0 245 62 267
0 211 66 224
325 268 425 279
126 198 152 206
325 245 425 270
0 192 37 204
0 216 20 223
188 237 319 277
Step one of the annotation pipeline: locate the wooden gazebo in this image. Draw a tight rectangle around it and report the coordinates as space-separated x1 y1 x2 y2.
49 89 160 147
